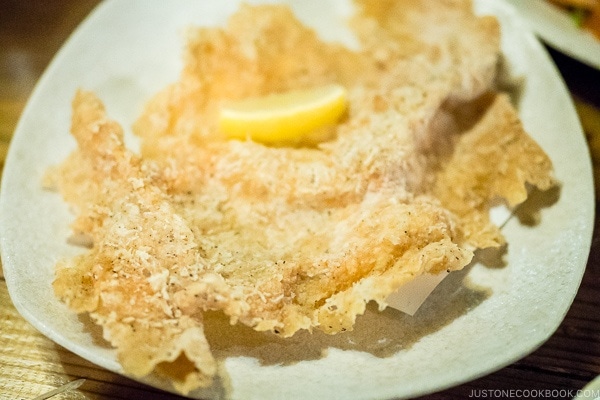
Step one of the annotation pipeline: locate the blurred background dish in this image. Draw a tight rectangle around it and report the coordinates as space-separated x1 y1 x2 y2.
504 0 600 69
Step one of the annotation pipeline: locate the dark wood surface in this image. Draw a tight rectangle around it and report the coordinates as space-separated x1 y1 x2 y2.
1 2 599 399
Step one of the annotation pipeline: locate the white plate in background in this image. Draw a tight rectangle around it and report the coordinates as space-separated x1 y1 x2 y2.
505 0 600 69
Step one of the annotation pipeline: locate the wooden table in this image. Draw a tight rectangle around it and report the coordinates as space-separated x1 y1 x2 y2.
1 2 599 399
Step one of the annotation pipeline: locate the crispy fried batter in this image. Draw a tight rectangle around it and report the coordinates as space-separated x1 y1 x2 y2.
49 1 556 394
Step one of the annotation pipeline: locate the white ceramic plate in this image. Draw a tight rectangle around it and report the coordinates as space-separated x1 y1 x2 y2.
0 1 594 399
504 0 600 69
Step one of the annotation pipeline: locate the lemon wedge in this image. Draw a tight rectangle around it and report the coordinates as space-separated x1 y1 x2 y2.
219 84 347 144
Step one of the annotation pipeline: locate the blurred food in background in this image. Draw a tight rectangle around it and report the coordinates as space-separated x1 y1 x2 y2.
548 0 600 38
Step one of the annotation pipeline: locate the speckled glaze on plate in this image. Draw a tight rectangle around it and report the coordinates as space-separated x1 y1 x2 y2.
0 1 594 399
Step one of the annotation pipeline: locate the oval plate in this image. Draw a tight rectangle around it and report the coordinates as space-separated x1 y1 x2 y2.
0 1 594 399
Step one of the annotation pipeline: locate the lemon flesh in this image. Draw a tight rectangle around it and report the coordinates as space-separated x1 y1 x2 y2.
219 84 347 144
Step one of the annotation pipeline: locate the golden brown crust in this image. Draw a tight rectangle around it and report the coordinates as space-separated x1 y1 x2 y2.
430 93 556 248
49 1 556 394
52 92 218 392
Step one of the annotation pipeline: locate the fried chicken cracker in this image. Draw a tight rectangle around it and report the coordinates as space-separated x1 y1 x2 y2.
49 1 556 394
